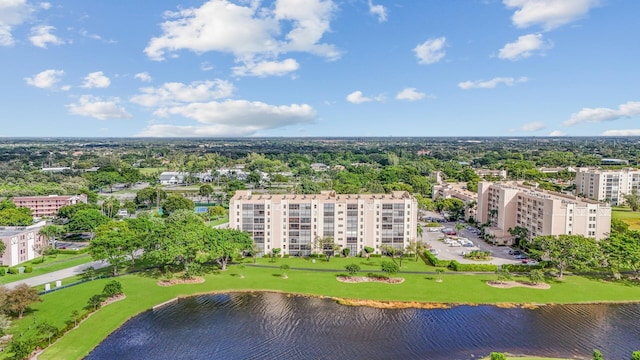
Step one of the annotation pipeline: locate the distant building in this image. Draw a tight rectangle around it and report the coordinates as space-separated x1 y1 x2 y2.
0 221 47 266
310 163 329 172
575 167 640 205
601 158 629 165
159 171 213 185
41 167 71 173
474 169 507 179
477 182 611 245
538 167 577 174
230 190 418 256
13 194 88 218
432 183 477 220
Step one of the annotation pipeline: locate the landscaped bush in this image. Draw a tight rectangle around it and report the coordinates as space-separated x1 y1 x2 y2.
449 261 498 272
464 250 491 260
366 272 388 280
490 352 507 360
502 264 543 273
0 267 5 276
370 254 382 258
24 266 33 273
422 251 451 267
283 254 290 258
7 267 18 275
57 248 89 255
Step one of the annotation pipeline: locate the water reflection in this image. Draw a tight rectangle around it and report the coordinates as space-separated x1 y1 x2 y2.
87 293 640 360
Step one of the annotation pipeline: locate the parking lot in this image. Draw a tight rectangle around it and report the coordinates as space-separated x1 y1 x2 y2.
420 220 523 266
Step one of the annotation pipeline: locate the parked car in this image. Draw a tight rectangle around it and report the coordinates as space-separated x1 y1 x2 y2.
445 231 457 236
429 248 439 255
515 254 529 259
509 250 522 256
524 259 539 265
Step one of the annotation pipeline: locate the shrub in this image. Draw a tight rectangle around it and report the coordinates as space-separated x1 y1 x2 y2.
381 261 399 276
593 349 603 360
283 254 290 258
449 261 498 272
422 251 451 267
7 267 18 275
0 267 5 276
502 264 543 273
345 263 360 276
102 280 124 298
24 266 33 273
631 350 640 360
370 254 382 258
490 352 507 360
367 272 388 280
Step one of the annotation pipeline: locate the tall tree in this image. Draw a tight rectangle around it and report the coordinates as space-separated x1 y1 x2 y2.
625 190 640 211
161 194 195 216
67 208 109 237
90 220 132 275
203 228 253 270
4 284 41 319
530 235 601 278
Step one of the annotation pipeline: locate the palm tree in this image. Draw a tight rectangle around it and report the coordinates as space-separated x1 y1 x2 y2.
416 224 424 239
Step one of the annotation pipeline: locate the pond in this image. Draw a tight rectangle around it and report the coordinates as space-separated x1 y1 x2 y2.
87 293 640 359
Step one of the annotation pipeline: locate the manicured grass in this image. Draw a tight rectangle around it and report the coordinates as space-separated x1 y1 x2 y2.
249 255 438 272
9 264 640 360
0 253 93 285
612 206 640 230
139 167 166 176
208 216 229 226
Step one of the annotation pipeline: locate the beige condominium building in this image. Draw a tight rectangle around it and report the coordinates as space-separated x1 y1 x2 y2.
477 182 611 245
575 167 640 205
0 221 47 267
12 194 88 218
230 190 418 256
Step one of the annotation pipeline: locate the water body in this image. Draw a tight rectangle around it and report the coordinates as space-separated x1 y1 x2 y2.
87 293 640 360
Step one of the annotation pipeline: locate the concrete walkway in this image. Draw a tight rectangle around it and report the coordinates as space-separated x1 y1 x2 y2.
3 260 110 289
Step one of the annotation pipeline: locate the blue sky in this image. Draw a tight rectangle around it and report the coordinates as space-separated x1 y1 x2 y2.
1 0 639 137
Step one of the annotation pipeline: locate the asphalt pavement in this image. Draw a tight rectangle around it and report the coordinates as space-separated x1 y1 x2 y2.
3 260 110 289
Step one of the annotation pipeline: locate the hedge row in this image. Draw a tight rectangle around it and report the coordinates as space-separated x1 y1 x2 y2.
57 247 89 255
449 261 498 272
502 264 543 273
422 251 451 268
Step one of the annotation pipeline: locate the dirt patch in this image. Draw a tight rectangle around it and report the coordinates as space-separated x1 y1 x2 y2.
101 294 126 307
487 280 550 290
336 298 451 309
157 277 205 286
337 276 404 284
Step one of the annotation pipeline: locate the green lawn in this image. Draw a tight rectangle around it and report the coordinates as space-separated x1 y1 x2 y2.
249 255 440 272
0 253 93 285
612 206 640 230
208 216 229 226
4 263 638 360
138 167 166 176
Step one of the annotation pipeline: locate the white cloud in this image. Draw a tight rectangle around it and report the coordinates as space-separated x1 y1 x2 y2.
498 33 552 60
413 37 446 65
131 80 235 108
602 129 640 136
67 95 132 120
232 58 299 77
368 0 387 22
134 72 152 82
24 69 64 89
0 0 34 46
511 121 545 132
458 76 528 89
139 99 316 137
39 2 51 10
548 130 567 136
564 101 640 126
396 88 426 101
81 71 110 89
144 0 340 75
503 0 599 31
346 90 384 104
200 62 214 71
29 25 63 48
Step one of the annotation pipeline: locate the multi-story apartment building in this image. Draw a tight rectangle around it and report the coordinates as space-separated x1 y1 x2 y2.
0 221 47 267
12 194 88 218
477 182 611 245
432 183 477 220
575 168 640 205
230 190 418 256
474 169 508 179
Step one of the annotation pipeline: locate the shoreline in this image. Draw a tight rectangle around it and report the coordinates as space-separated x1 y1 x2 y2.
31 270 640 360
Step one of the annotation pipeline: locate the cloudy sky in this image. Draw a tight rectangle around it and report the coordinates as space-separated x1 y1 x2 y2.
1 0 639 137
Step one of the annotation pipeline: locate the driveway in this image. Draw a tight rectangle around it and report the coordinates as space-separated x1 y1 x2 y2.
420 222 521 266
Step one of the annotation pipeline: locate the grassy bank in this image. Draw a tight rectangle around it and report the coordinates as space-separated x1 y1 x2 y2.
612 206 640 230
7 264 637 360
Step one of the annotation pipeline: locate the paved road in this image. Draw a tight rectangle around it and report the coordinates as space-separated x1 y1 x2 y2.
3 260 110 289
